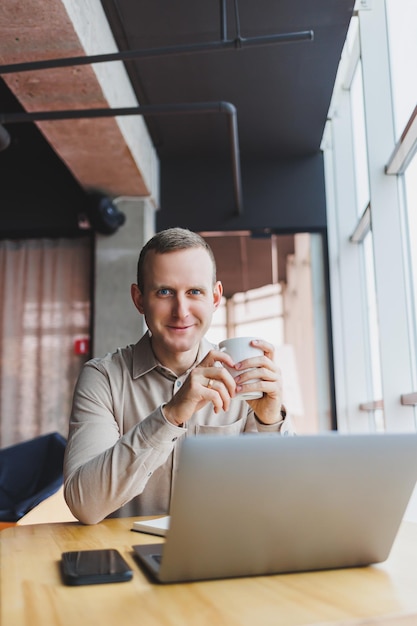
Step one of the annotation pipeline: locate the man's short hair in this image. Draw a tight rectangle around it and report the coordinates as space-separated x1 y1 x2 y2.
137 227 217 291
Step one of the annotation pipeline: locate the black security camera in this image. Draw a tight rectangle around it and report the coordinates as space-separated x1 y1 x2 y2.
85 192 126 235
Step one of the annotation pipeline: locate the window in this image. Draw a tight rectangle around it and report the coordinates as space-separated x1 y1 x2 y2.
207 233 329 433
403 153 417 385
362 232 384 430
349 57 383 425
323 1 417 432
386 0 417 139
350 61 370 217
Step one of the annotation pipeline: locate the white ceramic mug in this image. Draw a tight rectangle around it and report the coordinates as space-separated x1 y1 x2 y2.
218 336 263 400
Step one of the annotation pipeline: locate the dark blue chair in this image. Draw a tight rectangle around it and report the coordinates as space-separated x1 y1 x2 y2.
0 432 66 522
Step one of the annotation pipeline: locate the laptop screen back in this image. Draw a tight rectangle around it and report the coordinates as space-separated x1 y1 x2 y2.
136 433 417 583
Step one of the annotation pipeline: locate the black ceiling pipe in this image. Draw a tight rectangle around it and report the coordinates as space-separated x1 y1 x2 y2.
0 101 243 215
0 31 313 75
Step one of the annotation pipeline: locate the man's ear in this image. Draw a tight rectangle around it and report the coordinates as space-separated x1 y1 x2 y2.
131 283 144 314
213 281 223 310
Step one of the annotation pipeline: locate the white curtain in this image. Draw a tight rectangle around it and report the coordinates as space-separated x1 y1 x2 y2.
0 238 91 447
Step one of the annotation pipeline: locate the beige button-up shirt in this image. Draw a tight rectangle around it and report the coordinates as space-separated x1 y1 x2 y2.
64 332 294 524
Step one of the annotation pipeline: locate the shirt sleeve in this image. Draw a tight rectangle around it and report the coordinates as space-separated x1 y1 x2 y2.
63 362 185 525
251 405 296 435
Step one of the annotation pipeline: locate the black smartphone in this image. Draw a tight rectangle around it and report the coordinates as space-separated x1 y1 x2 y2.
61 549 133 586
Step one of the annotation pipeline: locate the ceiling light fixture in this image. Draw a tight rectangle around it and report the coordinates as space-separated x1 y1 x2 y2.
0 124 11 151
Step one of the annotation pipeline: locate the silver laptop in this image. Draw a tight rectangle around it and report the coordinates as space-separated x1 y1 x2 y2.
132 432 417 583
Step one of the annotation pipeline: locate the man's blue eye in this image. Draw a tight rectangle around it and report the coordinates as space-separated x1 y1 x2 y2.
158 288 171 296
189 289 201 295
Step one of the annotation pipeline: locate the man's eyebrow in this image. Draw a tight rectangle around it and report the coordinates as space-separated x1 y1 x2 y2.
151 283 173 290
151 283 208 291
188 285 209 292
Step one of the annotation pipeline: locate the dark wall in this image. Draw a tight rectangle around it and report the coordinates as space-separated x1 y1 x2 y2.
1 74 327 239
157 152 326 234
0 79 88 239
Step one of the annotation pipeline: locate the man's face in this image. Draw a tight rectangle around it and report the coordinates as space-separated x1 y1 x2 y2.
132 247 222 362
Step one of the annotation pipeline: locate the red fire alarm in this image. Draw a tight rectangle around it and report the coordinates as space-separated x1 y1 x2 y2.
74 337 90 355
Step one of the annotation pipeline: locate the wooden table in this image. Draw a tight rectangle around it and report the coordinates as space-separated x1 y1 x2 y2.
2 517 417 626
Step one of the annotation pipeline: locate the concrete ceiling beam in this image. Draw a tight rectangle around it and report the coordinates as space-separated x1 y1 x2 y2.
0 0 159 203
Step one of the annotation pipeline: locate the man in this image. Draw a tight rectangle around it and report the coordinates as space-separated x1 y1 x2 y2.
64 228 294 524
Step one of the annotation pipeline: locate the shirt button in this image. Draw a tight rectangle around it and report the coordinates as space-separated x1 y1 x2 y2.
176 380 182 387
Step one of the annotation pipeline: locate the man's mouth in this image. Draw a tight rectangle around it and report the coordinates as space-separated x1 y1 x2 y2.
168 324 193 331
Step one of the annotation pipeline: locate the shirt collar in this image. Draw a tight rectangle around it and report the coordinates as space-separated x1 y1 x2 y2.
132 331 215 379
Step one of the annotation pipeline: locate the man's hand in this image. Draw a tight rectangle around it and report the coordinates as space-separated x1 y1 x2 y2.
232 339 283 425
163 340 284 427
163 349 237 426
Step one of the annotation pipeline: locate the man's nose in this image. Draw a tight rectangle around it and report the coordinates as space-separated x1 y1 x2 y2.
173 294 189 318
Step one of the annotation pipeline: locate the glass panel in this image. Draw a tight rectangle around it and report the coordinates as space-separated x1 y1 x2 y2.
386 0 417 140
404 152 417 383
205 233 330 433
350 61 370 218
207 285 284 345
362 232 384 431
